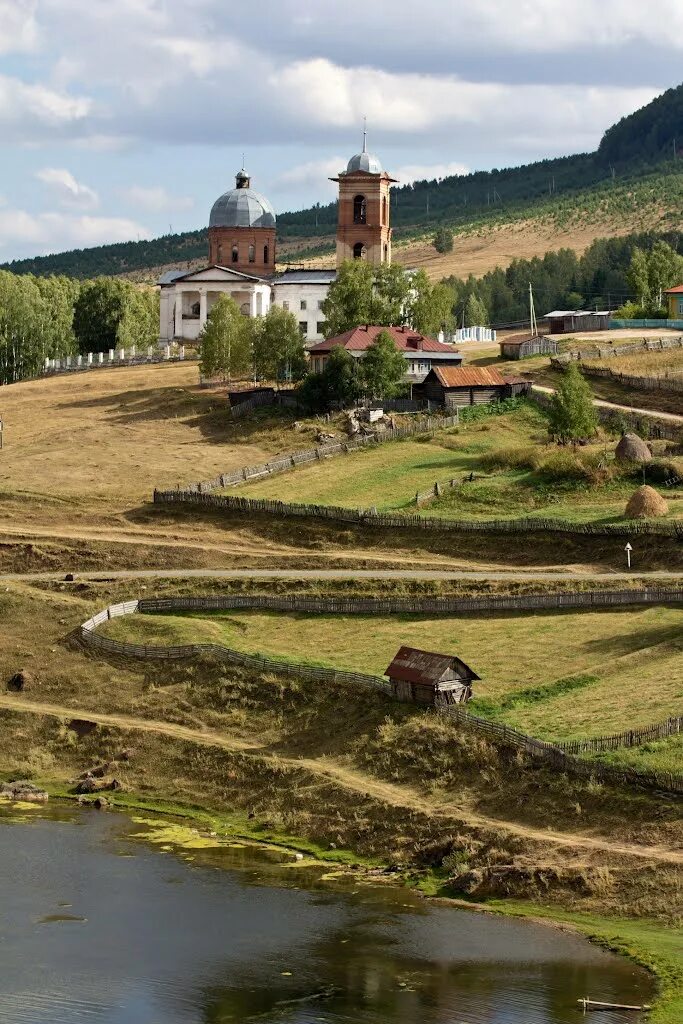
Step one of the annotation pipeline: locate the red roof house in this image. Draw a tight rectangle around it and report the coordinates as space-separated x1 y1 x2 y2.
308 325 463 381
664 285 683 319
385 646 479 705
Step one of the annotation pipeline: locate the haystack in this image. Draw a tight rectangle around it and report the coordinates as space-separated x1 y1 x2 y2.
624 485 668 519
615 432 651 464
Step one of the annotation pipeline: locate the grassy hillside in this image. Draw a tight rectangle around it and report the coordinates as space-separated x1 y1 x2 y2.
4 83 683 280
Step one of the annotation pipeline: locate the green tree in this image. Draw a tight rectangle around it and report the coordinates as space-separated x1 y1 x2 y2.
547 362 598 443
647 240 683 304
73 278 133 352
626 247 652 306
198 295 252 381
298 345 361 411
408 270 455 334
253 305 307 381
320 261 377 337
463 293 489 327
433 226 454 253
116 286 159 351
360 330 407 398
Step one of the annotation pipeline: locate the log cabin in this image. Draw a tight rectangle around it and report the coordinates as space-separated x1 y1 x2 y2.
385 647 479 705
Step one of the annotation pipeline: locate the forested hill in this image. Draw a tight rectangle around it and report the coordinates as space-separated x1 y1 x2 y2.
4 82 682 279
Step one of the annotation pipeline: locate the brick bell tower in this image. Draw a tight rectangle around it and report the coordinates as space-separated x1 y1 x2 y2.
331 129 397 268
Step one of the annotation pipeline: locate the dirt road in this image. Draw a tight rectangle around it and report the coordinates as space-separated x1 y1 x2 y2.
1 693 681 866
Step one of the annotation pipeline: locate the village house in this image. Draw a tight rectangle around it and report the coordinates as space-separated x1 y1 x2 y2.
544 310 611 334
663 285 683 319
308 324 463 384
385 646 479 705
417 365 530 407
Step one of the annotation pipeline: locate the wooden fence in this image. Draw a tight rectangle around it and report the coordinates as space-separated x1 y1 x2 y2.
551 359 683 395
168 413 460 495
229 391 277 418
154 487 683 537
76 595 683 796
137 589 683 618
558 336 683 363
558 716 683 754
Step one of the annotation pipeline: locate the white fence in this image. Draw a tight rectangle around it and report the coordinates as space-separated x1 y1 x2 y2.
41 344 198 376
444 327 497 344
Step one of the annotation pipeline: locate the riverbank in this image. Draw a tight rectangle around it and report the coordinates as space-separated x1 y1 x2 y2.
7 785 680 1024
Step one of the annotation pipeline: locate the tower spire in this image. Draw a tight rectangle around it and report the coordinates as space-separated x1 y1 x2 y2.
362 116 367 153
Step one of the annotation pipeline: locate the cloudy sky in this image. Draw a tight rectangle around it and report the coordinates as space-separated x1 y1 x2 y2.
1 0 681 261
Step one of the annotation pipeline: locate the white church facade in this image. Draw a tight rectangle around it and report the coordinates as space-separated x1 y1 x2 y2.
158 135 395 347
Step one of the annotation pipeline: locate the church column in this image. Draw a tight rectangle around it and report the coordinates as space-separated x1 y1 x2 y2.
174 290 184 338
199 290 208 328
249 290 258 318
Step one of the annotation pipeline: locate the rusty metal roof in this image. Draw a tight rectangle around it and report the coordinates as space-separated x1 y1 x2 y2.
431 366 507 388
309 325 455 354
385 646 480 686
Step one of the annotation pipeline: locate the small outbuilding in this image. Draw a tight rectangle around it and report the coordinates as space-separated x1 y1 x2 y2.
499 334 559 360
418 366 531 407
545 310 611 335
385 646 479 706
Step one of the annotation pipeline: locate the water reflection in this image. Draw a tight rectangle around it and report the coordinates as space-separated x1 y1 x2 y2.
0 804 653 1024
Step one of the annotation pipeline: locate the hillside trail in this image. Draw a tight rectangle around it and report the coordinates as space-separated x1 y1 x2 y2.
2 694 681 866
532 384 683 424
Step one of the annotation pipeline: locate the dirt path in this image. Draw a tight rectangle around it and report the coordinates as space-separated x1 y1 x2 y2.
2 694 681 866
532 384 683 424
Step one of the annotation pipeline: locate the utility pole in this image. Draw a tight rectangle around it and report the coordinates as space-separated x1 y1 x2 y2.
529 282 538 337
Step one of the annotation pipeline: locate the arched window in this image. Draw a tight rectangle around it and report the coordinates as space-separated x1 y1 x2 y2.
217 243 223 263
248 244 255 263
263 244 269 264
384 243 388 261
353 242 367 260
231 244 239 263
353 194 367 224
382 195 387 224
240 302 250 316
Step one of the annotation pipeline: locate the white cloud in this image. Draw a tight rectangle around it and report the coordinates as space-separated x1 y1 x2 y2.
0 208 149 260
120 185 194 212
395 162 470 185
0 0 38 55
35 167 99 209
274 157 347 193
0 74 90 141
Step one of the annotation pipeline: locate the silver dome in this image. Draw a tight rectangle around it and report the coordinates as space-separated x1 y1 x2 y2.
209 187 276 229
346 151 383 174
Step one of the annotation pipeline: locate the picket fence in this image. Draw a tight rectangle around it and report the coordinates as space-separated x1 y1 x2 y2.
168 413 460 494
76 594 683 795
154 487 683 537
558 716 683 755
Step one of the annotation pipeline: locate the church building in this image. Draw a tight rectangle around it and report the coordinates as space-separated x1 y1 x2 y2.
158 135 395 347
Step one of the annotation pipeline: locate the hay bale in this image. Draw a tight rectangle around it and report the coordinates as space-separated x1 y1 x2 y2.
615 432 652 464
625 485 668 519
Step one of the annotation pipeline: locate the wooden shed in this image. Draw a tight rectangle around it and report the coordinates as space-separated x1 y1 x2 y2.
419 366 509 407
498 335 559 359
545 311 611 335
385 646 479 706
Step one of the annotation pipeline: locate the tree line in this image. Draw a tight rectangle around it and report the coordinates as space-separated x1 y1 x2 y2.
0 271 159 385
443 231 683 327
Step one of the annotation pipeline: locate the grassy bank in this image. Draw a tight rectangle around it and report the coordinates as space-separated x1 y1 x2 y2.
102 602 683 746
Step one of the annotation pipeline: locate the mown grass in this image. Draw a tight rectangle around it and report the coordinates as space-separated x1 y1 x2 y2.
235 405 682 523
102 603 683 744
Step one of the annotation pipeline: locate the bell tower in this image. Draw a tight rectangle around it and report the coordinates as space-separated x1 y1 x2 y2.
331 129 397 268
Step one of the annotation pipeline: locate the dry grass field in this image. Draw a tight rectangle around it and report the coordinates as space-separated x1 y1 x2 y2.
585 348 683 377
102 603 683 745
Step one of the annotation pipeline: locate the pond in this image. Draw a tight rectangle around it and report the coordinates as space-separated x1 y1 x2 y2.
0 802 654 1024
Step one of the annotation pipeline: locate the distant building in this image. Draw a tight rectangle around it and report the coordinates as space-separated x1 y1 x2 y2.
418 365 529 407
498 334 559 360
385 646 479 705
544 310 611 334
269 269 337 346
663 285 683 319
158 132 400 346
308 325 463 384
